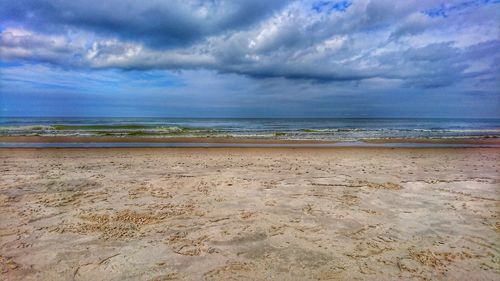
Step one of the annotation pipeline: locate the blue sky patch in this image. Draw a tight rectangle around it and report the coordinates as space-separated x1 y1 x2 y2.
312 1 352 13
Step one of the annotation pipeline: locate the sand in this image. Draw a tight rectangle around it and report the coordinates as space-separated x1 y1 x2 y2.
0 148 499 280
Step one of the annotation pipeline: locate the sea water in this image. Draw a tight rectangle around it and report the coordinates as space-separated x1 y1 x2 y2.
1 117 499 141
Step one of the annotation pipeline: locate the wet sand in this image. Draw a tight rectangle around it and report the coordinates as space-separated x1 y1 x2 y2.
1 136 499 145
0 148 499 280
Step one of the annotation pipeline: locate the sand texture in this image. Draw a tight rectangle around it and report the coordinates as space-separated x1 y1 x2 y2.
0 148 499 280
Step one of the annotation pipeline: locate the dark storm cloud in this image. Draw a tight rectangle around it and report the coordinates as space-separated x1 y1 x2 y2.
0 0 290 47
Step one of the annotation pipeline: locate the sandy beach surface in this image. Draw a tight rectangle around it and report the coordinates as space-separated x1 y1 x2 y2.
1 148 499 280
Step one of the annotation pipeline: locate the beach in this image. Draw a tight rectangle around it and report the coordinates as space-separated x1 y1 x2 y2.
1 147 499 280
3 0 500 279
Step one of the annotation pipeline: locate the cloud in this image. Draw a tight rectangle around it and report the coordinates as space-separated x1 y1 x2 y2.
3 66 499 118
0 0 289 47
389 12 439 40
0 0 499 89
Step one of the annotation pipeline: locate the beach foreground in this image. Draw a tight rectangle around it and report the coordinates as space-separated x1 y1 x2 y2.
1 148 499 280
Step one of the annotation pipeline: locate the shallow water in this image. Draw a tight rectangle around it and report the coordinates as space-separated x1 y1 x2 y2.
1 117 499 140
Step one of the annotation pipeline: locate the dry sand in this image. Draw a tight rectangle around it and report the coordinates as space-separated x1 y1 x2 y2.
0 148 499 280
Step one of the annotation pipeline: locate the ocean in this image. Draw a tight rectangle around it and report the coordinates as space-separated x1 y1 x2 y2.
1 117 499 141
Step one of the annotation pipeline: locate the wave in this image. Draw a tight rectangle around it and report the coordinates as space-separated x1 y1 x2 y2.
1 122 499 140
298 128 500 133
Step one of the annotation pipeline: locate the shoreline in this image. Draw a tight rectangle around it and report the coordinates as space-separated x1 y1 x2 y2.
0 135 499 144
0 136 499 148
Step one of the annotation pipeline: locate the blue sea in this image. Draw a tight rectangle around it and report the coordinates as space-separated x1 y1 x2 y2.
0 117 499 141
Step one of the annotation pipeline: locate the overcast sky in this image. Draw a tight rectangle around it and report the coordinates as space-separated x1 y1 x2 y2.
0 0 499 117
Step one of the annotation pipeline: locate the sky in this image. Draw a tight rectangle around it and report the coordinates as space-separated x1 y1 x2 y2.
0 0 499 118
